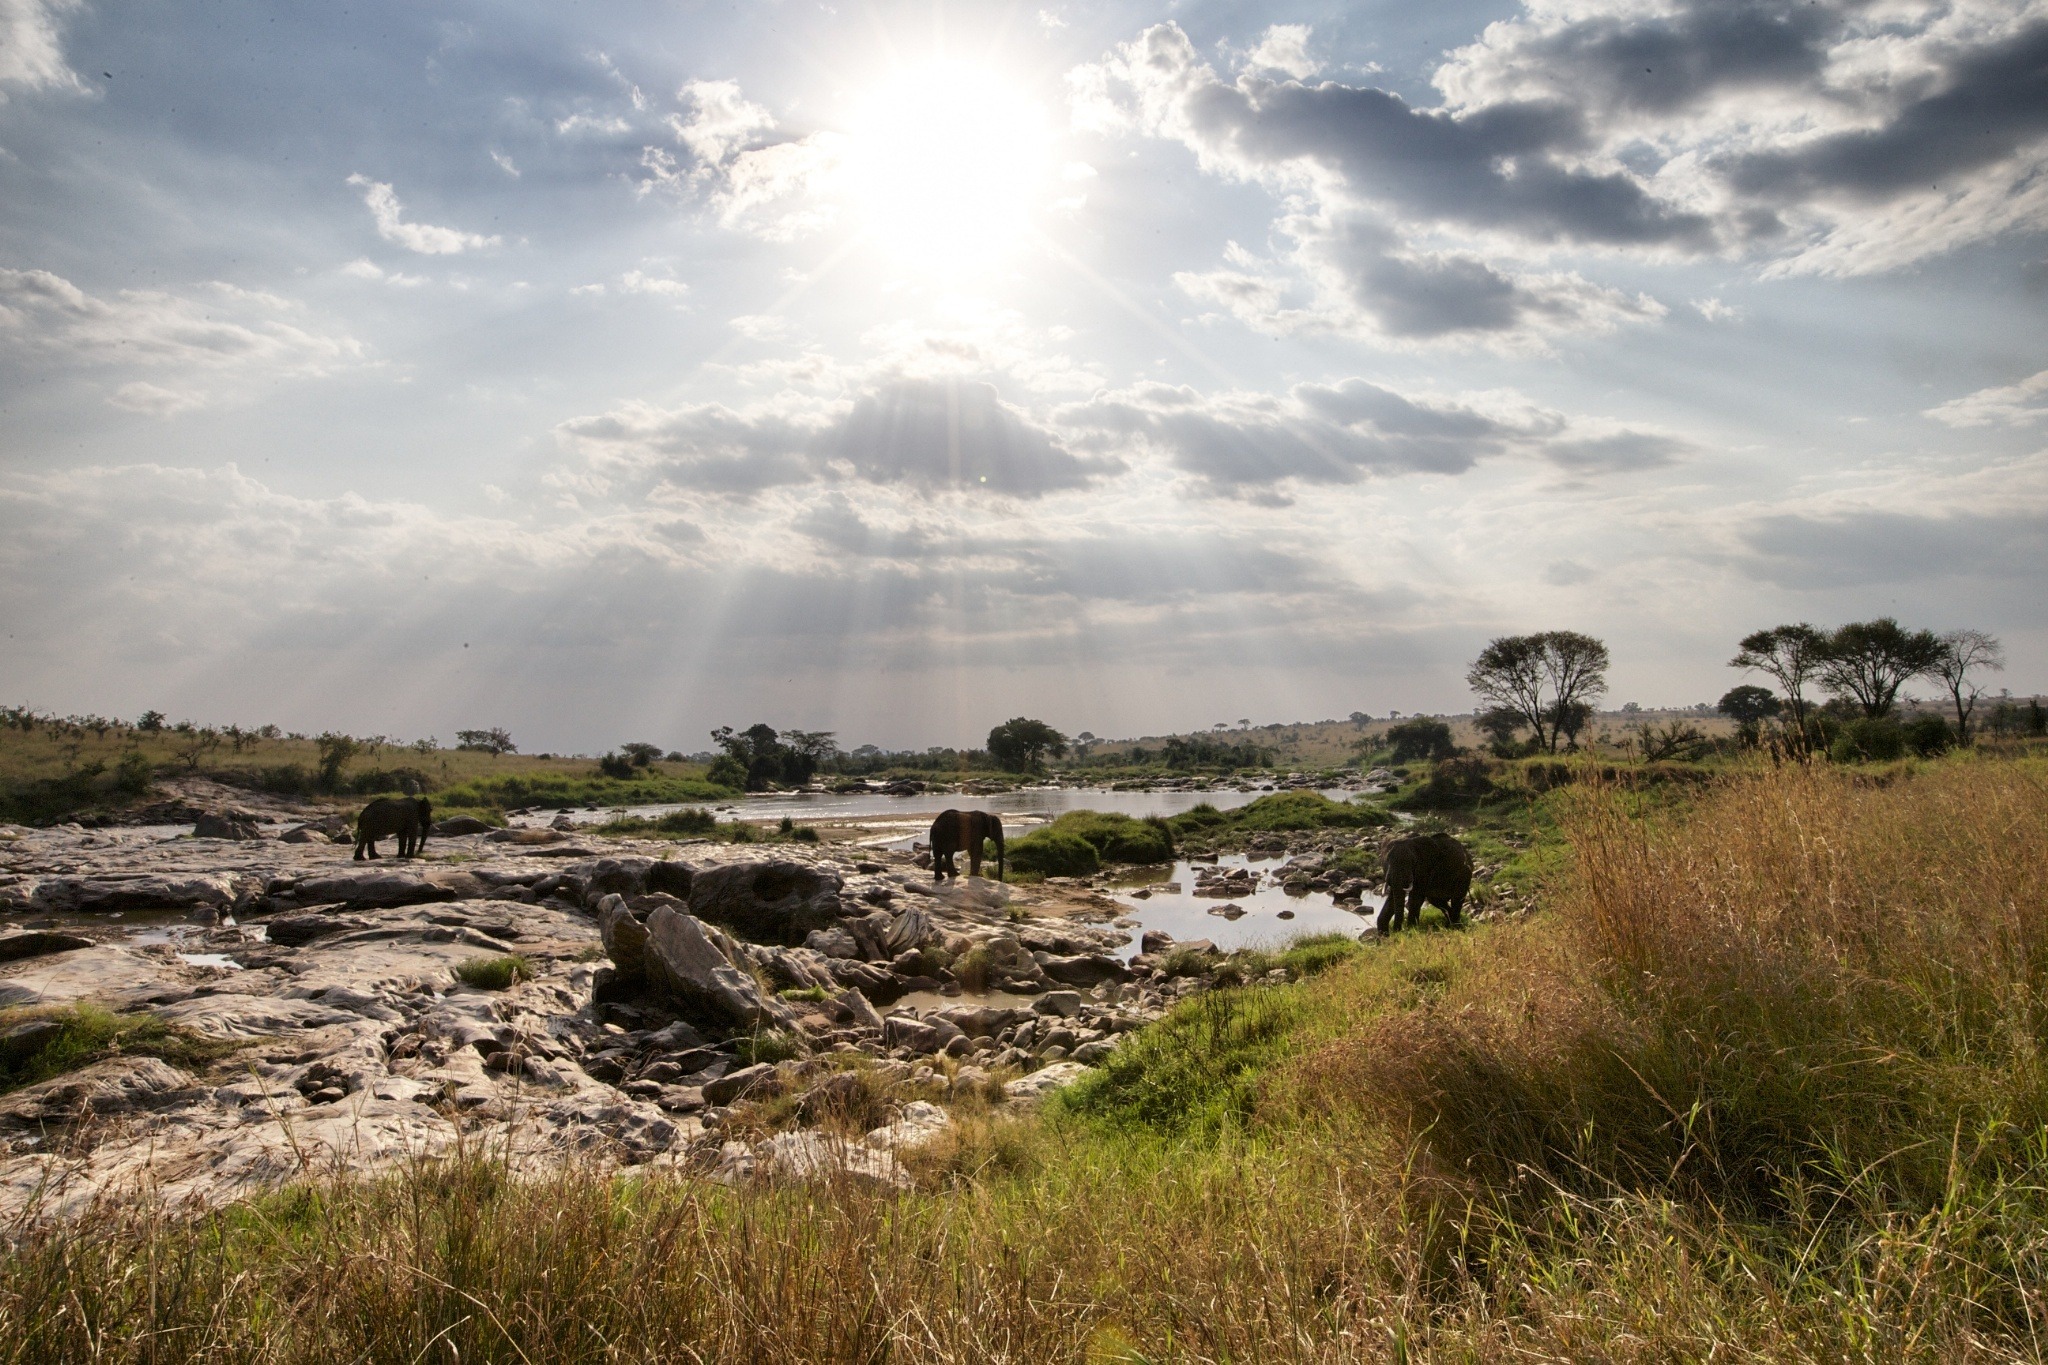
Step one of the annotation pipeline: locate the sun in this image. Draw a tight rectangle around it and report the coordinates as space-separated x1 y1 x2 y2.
842 60 1052 273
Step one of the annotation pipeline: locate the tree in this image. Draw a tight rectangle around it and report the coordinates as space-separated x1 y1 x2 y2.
1730 624 1827 748
1817 618 1943 719
620 742 664 768
455 727 516 755
1384 717 1455 762
596 751 635 779
315 732 360 790
1926 629 2004 743
1717 685 1781 745
1465 631 1610 753
986 717 1067 772
137 710 166 732
1474 708 1525 756
1552 700 1594 750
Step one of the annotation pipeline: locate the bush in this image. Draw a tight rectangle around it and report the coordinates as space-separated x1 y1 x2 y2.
453 956 530 991
733 1030 804 1066
1184 792 1391 834
1384 718 1456 762
1005 829 1101 877
705 755 748 790
1829 716 1907 763
1011 811 1173 867
112 751 154 795
596 752 635 779
654 808 716 835
1392 756 1497 810
1903 713 1953 756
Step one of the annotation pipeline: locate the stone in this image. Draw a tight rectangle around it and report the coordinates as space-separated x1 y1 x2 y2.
1003 1060 1092 1105
642 906 798 1032
0 1019 64 1064
795 1070 866 1122
1138 930 1174 954
831 988 885 1032
1032 990 1083 1018
805 926 861 959
1072 1039 1117 1064
264 913 369 947
0 1056 192 1125
688 861 846 946
702 1062 784 1107
432 816 495 837
0 931 93 963
486 827 568 845
287 872 466 910
1206 904 1247 919
757 1130 907 1188
864 1100 949 1152
193 810 265 841
1039 954 1129 988
597 895 651 984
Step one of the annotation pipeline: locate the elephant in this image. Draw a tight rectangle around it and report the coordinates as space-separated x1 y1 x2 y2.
1376 832 1472 936
929 808 1004 883
354 796 432 860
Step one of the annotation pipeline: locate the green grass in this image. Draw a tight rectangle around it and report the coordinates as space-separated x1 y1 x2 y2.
0 1004 244 1092
1005 827 1100 877
732 1030 805 1066
452 956 530 991
1166 791 1394 848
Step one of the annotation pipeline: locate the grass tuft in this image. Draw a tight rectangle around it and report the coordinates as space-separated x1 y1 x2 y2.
452 955 530 991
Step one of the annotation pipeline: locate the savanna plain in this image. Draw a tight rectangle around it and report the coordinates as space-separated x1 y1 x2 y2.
2 745 2046 1362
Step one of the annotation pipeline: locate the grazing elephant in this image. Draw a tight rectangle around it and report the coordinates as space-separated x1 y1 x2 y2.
929 808 1004 883
354 796 432 860
1376 832 1472 936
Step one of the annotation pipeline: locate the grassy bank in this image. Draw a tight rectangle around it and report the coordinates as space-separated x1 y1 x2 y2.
4 758 2045 1360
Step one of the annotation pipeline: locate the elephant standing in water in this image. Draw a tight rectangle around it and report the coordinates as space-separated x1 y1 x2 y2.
354 796 432 860
1376 832 1472 935
929 809 1004 882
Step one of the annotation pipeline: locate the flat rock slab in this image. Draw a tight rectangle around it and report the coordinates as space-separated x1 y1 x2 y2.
1003 1061 1094 1106
0 1057 193 1125
0 945 187 1009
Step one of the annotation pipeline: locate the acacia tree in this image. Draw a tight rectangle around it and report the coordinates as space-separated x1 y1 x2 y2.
987 717 1067 772
1465 631 1610 753
1729 624 1827 748
1926 629 2004 743
1817 618 1943 718
1717 685 1781 745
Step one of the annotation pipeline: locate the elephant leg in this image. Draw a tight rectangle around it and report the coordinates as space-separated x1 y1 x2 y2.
353 839 367 862
1376 886 1406 936
967 842 982 879
1441 890 1465 927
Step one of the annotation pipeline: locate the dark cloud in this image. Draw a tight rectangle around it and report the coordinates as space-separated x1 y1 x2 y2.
1739 509 2048 589
1061 380 1525 490
1726 21 2048 203
830 379 1119 496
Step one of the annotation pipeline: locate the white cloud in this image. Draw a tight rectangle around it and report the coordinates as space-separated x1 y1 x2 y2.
341 257 427 287
346 174 502 255
0 0 86 100
672 79 775 167
1926 370 2048 428
489 149 520 177
1245 24 1318 80
0 268 366 406
618 269 690 301
107 381 206 418
1692 297 1743 322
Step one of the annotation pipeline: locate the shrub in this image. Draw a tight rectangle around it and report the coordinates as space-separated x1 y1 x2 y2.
453 956 530 991
705 755 747 790
1005 828 1100 877
1829 715 1907 763
1383 717 1457 762
654 807 716 835
1012 811 1173 866
1197 792 1392 833
1903 713 1953 757
596 752 635 779
1392 756 1497 810
112 751 154 795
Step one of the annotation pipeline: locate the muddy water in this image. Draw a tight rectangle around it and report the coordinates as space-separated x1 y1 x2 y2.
1107 854 1374 958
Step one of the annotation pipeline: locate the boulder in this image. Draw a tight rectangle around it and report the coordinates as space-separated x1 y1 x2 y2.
646 860 695 899
642 906 798 1032
1038 954 1130 988
287 872 461 910
1032 990 1083 1018
1002 1060 1093 1106
702 1062 784 1107
0 1057 192 1125
573 858 659 905
756 1130 907 1188
432 816 495 837
486 827 568 846
20 873 247 915
597 895 651 984
0 1018 64 1064
193 810 265 840
264 913 370 947
688 861 846 945
0 931 93 963
1139 930 1174 955
804 926 861 959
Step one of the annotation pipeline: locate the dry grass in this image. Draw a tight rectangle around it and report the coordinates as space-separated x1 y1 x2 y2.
4 759 2047 1361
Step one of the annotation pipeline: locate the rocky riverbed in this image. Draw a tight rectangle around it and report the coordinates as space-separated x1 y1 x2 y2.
0 793 1259 1220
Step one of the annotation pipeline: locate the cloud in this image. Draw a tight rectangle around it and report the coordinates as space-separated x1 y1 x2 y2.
558 378 1118 497
1059 378 1554 492
1926 369 2048 428
341 257 427 287
1738 508 2048 589
618 269 689 301
0 0 85 100
1079 6 2048 304
346 174 501 255
1245 24 1318 80
0 267 366 410
1542 430 1688 473
644 78 844 239
672 79 775 166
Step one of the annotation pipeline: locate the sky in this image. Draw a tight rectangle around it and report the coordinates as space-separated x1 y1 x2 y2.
0 0 2043 754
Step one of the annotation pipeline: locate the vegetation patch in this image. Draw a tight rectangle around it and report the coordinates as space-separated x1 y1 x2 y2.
1004 828 1100 877
452 956 530 991
0 1004 243 1093
1006 810 1173 874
